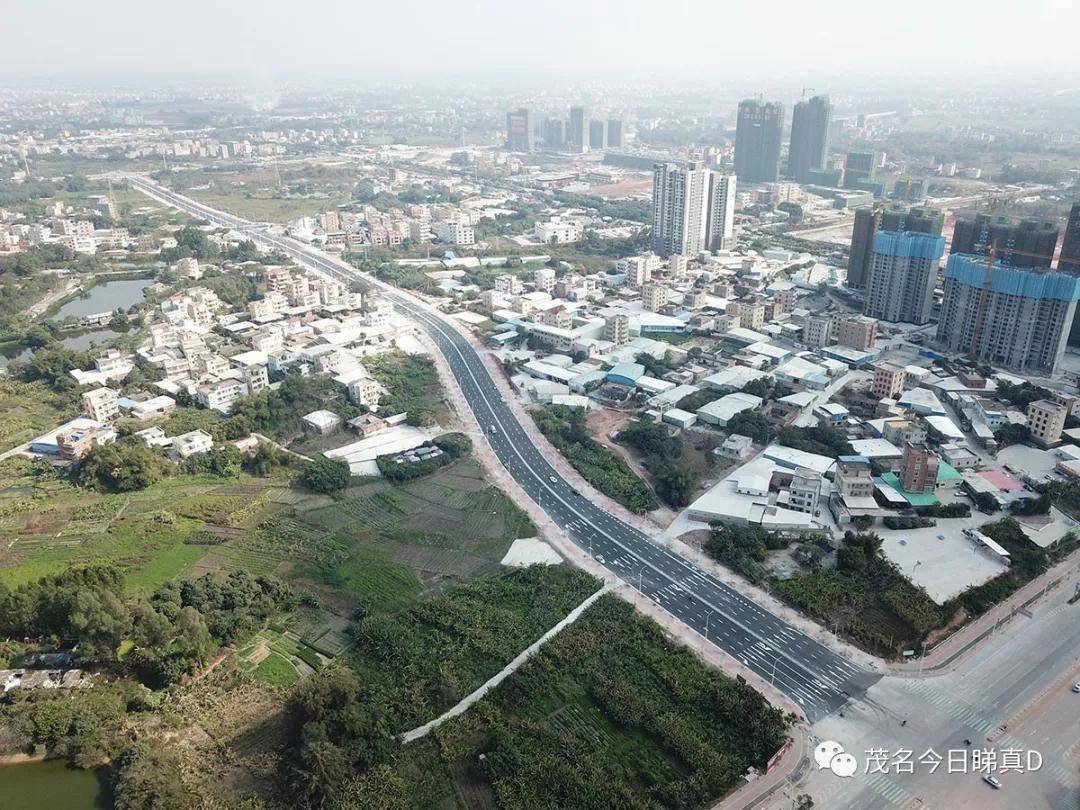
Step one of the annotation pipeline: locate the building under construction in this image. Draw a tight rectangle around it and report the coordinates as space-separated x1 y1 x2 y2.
935 254 1080 376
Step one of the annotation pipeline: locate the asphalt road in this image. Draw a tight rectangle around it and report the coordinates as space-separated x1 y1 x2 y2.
127 176 880 721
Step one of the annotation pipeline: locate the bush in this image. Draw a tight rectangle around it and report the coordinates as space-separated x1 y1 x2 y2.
432 432 472 459
883 516 935 530
916 502 970 518
301 457 352 493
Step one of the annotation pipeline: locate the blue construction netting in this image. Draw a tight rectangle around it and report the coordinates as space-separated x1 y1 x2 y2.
873 229 946 260
944 254 1080 301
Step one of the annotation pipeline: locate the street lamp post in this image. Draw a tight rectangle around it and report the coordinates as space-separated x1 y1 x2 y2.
705 608 715 637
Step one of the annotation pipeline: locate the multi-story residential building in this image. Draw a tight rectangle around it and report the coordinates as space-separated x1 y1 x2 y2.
739 300 766 330
435 220 474 245
606 118 623 148
542 307 573 329
534 219 582 243
705 172 737 251
835 455 875 500
242 363 270 393
588 119 607 150
542 118 564 150
651 161 710 257
197 378 249 413
1027 399 1068 446
1056 204 1080 347
57 425 116 461
833 314 877 350
872 362 907 399
668 254 689 279
950 214 1059 268
786 95 831 183
843 151 879 189
642 283 669 313
803 315 833 348
173 429 214 458
900 443 939 493
778 467 821 515
494 274 523 295
82 387 119 422
567 106 589 153
863 230 945 324
935 255 1080 376
847 205 943 289
533 267 556 294
622 254 660 287
604 314 629 346
882 418 927 447
773 286 797 314
734 100 784 183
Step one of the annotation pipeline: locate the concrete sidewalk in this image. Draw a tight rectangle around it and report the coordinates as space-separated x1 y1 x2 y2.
711 730 809 810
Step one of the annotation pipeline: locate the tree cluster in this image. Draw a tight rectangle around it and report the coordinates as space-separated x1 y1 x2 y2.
0 566 295 688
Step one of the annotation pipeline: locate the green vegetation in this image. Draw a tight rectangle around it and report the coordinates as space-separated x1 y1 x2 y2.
350 566 600 728
993 423 1031 447
677 388 720 412
706 527 943 656
302 456 352 493
0 379 77 451
365 351 447 424
618 416 700 507
882 516 935 530
772 531 943 655
706 523 797 585
725 410 775 444
76 441 171 493
948 518 1067 617
376 432 472 482
776 424 854 459
532 405 658 513
231 373 361 442
916 502 971 518
282 458 536 611
0 565 295 687
287 579 790 810
996 380 1054 411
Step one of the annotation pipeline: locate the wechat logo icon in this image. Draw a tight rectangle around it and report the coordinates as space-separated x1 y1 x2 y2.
814 740 858 778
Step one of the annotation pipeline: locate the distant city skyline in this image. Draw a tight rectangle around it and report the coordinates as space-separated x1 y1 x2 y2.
2 0 1079 80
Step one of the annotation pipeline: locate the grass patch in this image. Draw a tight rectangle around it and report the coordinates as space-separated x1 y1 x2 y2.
252 652 300 686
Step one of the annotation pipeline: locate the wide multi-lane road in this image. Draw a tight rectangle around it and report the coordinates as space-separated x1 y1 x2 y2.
128 176 878 720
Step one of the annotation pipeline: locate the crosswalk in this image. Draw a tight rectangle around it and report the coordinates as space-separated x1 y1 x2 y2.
862 772 925 809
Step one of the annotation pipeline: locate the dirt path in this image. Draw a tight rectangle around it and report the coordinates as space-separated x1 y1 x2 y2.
399 581 614 743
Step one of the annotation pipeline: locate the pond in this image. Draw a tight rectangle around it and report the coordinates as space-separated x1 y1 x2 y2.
51 278 154 321
0 759 111 809
59 328 129 352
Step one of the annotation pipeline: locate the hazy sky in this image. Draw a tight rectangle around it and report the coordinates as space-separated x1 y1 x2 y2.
3 0 1079 82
